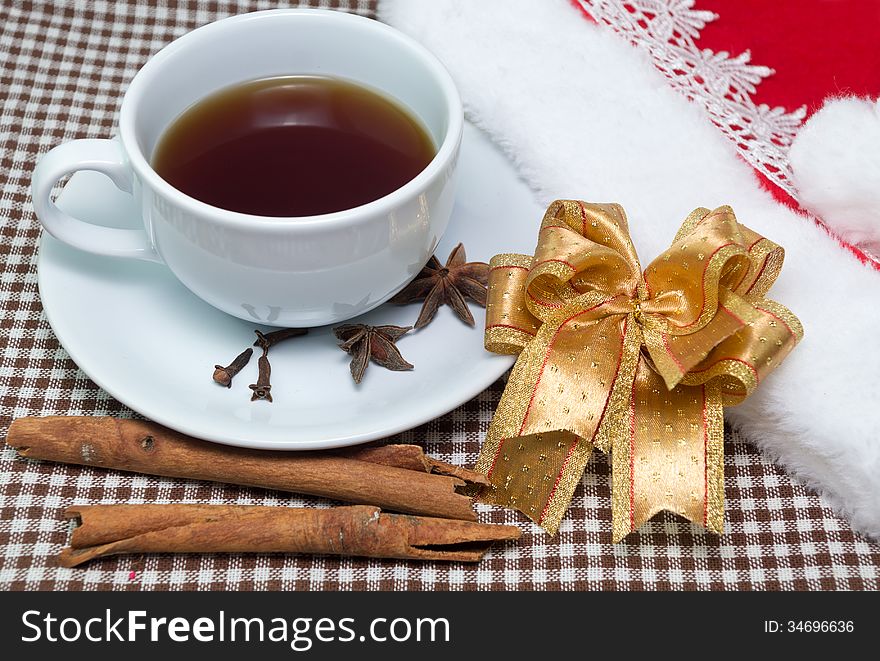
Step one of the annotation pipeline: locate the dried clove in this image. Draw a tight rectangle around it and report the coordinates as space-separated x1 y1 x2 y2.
248 350 273 402
253 327 308 351
212 347 254 388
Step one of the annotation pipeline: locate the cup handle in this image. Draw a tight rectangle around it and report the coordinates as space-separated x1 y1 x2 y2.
32 138 162 263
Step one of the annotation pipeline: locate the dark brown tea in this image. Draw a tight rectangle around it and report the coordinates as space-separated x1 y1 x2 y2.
152 76 435 216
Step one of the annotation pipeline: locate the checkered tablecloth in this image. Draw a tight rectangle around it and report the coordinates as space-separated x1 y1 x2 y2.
1 0 878 591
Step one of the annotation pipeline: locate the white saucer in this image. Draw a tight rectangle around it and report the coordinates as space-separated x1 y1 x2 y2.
38 123 543 449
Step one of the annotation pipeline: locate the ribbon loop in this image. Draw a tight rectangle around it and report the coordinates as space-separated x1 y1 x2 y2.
485 254 539 356
525 201 642 320
476 201 802 540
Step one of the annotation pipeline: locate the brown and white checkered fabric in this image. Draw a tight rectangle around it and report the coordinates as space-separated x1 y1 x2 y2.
1 0 878 591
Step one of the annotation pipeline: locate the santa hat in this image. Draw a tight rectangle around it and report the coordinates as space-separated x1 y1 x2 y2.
378 0 880 539
791 97 880 261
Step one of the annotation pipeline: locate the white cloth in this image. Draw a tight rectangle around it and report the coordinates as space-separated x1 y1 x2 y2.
379 0 880 539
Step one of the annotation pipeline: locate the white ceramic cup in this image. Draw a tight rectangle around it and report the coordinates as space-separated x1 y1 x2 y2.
32 9 462 327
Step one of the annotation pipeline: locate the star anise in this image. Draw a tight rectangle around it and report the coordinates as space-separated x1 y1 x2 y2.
391 243 489 329
333 324 414 384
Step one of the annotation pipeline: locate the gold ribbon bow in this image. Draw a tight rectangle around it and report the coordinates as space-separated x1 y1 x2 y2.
477 201 802 540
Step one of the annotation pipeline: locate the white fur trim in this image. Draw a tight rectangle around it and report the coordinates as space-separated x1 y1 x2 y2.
790 97 880 260
380 0 880 538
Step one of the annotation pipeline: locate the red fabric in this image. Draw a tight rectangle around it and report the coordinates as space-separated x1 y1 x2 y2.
572 0 880 269
697 0 880 267
697 0 880 117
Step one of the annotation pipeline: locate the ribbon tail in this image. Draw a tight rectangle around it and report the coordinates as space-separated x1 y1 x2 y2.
476 314 632 535
475 330 595 535
612 357 724 542
478 428 593 536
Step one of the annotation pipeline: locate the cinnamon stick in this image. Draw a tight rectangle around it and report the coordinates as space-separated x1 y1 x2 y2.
8 416 481 521
334 444 489 485
59 504 520 567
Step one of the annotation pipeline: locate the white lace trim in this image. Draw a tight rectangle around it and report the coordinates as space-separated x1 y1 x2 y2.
577 0 806 202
